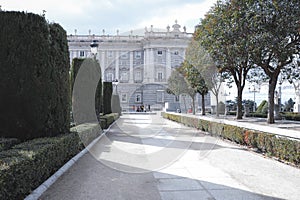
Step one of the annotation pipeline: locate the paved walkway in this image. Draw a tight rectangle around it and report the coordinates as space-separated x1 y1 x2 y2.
40 112 300 200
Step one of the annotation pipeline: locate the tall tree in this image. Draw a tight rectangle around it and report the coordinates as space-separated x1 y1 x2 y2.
195 0 254 119
185 39 216 115
247 0 300 123
181 60 209 115
167 66 197 114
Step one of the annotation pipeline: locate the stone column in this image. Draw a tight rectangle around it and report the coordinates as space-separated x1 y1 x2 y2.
129 51 134 83
100 50 105 81
166 48 171 81
149 48 155 82
144 48 149 83
115 51 119 81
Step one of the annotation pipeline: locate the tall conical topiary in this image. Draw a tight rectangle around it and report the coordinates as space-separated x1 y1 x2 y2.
0 11 70 140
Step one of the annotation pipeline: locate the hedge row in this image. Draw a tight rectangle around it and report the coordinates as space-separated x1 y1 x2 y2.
0 123 103 200
246 112 300 121
0 138 20 151
162 112 300 167
99 113 119 129
0 133 79 200
282 112 300 121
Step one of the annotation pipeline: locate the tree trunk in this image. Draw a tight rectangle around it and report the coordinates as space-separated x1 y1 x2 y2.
192 95 196 115
201 93 206 115
216 94 219 117
236 86 243 119
183 95 187 113
268 78 277 124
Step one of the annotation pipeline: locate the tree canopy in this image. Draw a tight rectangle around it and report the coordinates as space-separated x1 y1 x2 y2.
195 0 300 122
195 0 254 119
247 0 300 123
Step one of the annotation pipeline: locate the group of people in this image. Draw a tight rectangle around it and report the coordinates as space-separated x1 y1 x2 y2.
133 104 151 112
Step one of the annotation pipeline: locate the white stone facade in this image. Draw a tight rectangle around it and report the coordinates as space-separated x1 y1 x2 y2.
68 21 208 112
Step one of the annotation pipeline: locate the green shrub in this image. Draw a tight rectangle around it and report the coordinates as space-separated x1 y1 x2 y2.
0 122 103 200
0 133 80 200
0 12 70 140
244 130 258 148
247 113 267 118
262 102 269 114
70 58 85 94
0 138 20 151
223 125 245 144
100 113 119 129
103 82 113 115
210 122 224 136
282 112 300 121
256 100 267 113
71 58 102 117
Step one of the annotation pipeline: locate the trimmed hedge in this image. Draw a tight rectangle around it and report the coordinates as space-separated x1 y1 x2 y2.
0 110 119 200
256 100 267 114
70 58 102 116
162 112 300 167
0 138 20 151
247 113 267 118
0 133 80 200
0 11 70 140
0 122 103 200
99 113 119 129
70 58 85 95
103 82 113 115
282 112 300 121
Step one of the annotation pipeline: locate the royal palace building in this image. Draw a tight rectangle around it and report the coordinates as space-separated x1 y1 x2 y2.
68 21 211 112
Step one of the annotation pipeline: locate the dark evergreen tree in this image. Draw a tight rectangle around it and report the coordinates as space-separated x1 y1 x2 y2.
103 82 113 114
0 11 70 140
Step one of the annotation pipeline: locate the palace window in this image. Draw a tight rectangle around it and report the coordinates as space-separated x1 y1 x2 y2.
157 50 163 55
106 72 114 82
121 93 127 102
79 51 85 57
135 51 142 59
157 72 163 81
135 71 142 81
121 51 128 59
157 91 164 102
120 71 129 82
136 94 142 103
107 51 113 58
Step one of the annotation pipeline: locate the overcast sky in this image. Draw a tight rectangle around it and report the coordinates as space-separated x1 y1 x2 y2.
1 0 217 35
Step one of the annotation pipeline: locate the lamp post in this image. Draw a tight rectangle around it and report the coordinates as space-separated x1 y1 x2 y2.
112 79 119 95
90 40 99 59
248 84 260 112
